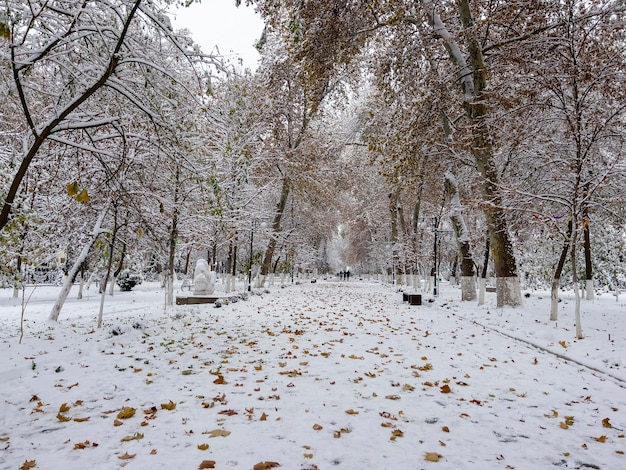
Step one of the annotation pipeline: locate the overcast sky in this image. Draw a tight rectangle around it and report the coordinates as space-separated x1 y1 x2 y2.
171 1 265 69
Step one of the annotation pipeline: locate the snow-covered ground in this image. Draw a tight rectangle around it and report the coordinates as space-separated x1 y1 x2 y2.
1 278 624 469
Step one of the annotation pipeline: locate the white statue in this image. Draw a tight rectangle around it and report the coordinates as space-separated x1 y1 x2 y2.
193 259 216 295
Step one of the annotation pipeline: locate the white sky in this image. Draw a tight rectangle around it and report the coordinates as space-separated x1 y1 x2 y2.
170 0 265 69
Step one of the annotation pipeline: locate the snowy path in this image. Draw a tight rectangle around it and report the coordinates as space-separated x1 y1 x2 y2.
0 280 624 469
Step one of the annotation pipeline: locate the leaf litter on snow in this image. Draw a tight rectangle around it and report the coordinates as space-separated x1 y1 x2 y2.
0 280 625 468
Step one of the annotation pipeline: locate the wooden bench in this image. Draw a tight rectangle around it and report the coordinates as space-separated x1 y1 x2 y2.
408 294 422 305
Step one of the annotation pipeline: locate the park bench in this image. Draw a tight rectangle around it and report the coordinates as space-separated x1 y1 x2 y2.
402 292 422 305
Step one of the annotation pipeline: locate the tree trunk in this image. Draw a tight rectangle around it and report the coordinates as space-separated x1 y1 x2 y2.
550 220 573 321
260 177 290 283
98 208 119 329
231 243 237 292
49 204 109 321
388 181 402 285
445 172 476 301
580 217 592 299
166 214 178 306
225 240 232 293
427 1 521 306
570 229 583 339
478 238 490 306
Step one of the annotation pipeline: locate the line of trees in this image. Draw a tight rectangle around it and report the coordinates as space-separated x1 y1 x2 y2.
1 1 625 333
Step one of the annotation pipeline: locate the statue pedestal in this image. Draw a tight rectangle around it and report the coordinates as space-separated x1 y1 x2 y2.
175 295 220 305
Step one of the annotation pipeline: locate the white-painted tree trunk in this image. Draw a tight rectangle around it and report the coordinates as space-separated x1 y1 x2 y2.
166 274 174 305
478 278 486 306
49 205 109 321
496 276 522 308
460 276 477 301
77 274 84 300
85 271 97 291
574 284 583 338
550 278 559 321
585 280 594 300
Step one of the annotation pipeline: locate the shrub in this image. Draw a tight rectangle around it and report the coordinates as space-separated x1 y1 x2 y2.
116 269 142 291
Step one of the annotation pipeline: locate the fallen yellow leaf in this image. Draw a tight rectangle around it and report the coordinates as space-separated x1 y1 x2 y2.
253 461 280 469
117 407 136 419
206 429 231 438
19 460 37 470
120 433 144 442
213 375 227 385
425 452 442 462
161 400 176 411
56 413 71 422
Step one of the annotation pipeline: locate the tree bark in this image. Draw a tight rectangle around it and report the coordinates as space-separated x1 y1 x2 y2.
260 177 291 283
478 238 490 306
444 172 476 301
49 203 109 321
582 199 594 300
98 206 119 328
550 220 573 321
571 229 583 339
426 0 521 306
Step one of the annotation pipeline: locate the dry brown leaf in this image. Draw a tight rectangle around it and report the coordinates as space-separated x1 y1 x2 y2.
117 407 136 419
161 400 176 411
424 452 442 462
385 395 401 400
312 424 323 431
197 443 209 451
59 403 70 413
120 433 144 442
19 460 37 470
56 413 71 422
602 418 612 428
442 426 450 433
253 461 280 469
113 419 123 427
213 375 227 385
198 461 216 469
150 449 158 455
73 417 90 422
594 435 608 443
73 441 90 450
440 384 452 394
206 429 231 438
218 409 238 416
345 409 359 415
260 412 268 421
118 452 136 460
